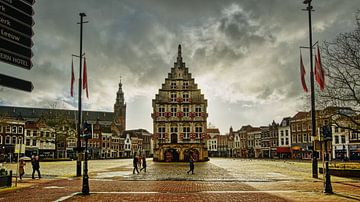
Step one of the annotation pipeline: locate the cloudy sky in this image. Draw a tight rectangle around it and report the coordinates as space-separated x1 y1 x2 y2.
0 0 359 134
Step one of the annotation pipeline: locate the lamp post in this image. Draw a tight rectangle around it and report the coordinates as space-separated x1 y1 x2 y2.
303 0 318 179
323 125 333 194
82 121 91 195
76 12 88 177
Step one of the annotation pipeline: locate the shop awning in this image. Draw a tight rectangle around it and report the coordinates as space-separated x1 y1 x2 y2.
291 146 301 151
277 147 291 153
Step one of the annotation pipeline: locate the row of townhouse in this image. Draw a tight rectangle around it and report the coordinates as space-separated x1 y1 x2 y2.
0 116 153 161
206 107 360 160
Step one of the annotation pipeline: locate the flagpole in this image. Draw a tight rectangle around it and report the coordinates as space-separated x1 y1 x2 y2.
303 0 318 179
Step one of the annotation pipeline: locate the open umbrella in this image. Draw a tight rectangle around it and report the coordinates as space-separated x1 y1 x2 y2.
19 156 31 161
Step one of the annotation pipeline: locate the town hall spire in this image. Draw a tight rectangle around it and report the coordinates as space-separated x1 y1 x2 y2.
177 44 183 67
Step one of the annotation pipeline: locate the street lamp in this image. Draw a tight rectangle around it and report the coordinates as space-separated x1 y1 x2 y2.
302 0 318 179
323 125 333 194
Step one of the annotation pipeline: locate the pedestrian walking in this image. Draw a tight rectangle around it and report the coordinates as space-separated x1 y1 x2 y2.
140 156 147 173
133 155 139 174
138 155 142 170
187 155 195 174
19 159 26 180
31 155 41 179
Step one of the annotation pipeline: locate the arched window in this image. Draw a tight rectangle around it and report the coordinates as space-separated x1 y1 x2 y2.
5 136 10 144
12 136 17 145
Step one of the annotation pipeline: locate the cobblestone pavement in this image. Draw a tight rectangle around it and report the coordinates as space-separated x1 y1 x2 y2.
0 158 359 201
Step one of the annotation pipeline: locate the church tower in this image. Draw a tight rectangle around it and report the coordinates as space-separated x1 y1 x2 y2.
113 78 126 133
152 44 208 162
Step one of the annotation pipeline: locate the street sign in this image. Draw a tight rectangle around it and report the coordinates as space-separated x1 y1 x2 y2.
0 73 33 92
0 24 33 47
0 0 33 16
0 48 32 69
15 144 26 154
0 12 34 37
0 1 34 26
0 36 32 58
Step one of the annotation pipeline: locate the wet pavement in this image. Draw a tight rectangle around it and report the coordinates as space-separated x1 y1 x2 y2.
1 158 359 201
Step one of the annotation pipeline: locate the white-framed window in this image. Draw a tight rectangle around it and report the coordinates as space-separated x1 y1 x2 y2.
285 138 289 145
297 134 302 143
183 126 190 139
170 81 176 89
303 134 307 142
26 138 30 146
5 136 11 145
195 106 201 116
302 123 307 131
183 81 189 89
280 131 284 137
195 126 202 138
341 135 345 144
291 125 295 132
183 92 189 102
170 126 178 134
171 106 177 117
158 127 165 139
0 136 2 144
159 106 165 116
18 137 23 144
285 130 289 136
18 126 23 134
281 138 284 146
12 126 17 134
6 126 11 133
183 106 189 117
33 130 37 136
170 92 177 102
12 136 17 145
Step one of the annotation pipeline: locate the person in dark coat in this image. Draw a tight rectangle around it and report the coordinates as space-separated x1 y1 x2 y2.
31 155 41 179
133 155 139 174
187 155 195 174
140 156 147 173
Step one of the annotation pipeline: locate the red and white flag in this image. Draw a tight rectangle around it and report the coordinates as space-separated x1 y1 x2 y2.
70 59 75 97
83 57 89 98
300 52 308 92
315 46 325 91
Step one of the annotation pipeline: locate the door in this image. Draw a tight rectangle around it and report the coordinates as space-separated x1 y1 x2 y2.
171 133 177 144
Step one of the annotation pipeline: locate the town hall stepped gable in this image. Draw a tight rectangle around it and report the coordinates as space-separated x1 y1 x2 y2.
152 44 209 162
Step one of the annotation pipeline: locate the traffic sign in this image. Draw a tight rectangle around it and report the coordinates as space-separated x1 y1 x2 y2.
0 1 34 26
0 36 32 58
0 0 33 16
0 24 33 47
0 73 33 92
0 48 32 69
0 12 34 37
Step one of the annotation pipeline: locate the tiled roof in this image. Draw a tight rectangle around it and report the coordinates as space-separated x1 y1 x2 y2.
206 128 220 134
0 105 114 122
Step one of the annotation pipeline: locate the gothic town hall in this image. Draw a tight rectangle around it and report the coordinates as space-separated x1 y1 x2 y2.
152 45 208 162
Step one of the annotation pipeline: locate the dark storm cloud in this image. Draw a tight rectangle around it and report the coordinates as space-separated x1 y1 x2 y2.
0 0 359 132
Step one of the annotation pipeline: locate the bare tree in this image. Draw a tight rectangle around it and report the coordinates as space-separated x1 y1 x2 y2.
319 11 360 132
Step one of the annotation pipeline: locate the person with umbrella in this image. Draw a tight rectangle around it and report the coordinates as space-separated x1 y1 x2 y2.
19 159 26 180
